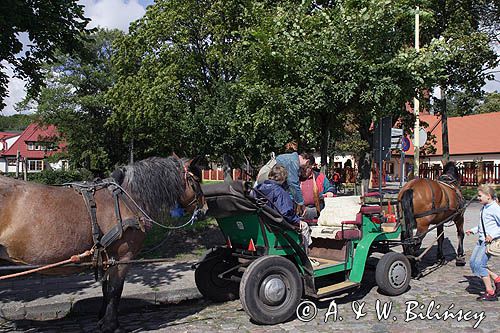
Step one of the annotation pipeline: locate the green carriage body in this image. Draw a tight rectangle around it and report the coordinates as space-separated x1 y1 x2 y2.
196 182 410 324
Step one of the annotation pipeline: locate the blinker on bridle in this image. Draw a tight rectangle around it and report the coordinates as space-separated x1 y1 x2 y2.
182 164 204 212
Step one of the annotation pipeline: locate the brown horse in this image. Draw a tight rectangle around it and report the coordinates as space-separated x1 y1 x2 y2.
0 156 207 333
398 162 466 266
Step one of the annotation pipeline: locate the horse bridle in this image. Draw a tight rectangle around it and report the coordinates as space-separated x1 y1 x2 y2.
181 166 206 213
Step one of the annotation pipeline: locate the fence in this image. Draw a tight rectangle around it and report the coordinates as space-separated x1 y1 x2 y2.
419 165 500 186
204 164 500 187
202 168 253 181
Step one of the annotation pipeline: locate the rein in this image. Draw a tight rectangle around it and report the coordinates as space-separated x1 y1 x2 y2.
65 179 204 231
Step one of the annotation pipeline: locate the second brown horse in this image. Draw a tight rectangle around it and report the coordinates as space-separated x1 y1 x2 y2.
398 162 466 266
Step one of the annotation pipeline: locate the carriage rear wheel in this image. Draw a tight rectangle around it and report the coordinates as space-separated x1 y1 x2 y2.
195 248 239 302
376 252 411 296
239 255 303 325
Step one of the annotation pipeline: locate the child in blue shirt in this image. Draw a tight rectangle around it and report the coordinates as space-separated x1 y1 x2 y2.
255 165 312 253
466 184 500 301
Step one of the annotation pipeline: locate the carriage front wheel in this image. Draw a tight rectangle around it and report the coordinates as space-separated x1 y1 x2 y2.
375 252 411 296
239 255 303 325
195 248 239 302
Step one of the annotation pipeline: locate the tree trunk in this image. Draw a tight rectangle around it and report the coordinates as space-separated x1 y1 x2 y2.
357 151 372 196
320 114 329 167
441 87 450 164
223 153 233 183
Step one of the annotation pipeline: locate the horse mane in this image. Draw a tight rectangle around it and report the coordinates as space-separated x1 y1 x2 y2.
118 156 185 219
441 161 460 182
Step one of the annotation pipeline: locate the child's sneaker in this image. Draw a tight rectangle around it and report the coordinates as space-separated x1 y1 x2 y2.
495 281 500 296
476 293 498 301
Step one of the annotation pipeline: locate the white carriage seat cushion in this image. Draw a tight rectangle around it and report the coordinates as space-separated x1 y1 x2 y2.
317 196 361 227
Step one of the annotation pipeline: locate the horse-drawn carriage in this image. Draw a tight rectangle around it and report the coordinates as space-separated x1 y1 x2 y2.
195 181 414 324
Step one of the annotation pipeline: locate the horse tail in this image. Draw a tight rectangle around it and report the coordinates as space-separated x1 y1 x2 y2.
401 188 415 233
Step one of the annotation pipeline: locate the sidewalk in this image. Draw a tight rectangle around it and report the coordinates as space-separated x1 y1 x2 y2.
0 260 201 321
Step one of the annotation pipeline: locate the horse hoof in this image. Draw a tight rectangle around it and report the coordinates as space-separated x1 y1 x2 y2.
455 258 466 266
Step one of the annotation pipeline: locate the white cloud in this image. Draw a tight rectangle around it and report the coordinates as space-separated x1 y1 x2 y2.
1 63 27 116
80 0 146 32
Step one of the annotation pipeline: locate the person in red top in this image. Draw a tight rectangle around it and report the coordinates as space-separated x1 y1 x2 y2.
331 169 341 194
300 155 334 225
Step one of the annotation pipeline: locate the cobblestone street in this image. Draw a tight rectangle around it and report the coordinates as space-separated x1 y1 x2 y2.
2 202 499 332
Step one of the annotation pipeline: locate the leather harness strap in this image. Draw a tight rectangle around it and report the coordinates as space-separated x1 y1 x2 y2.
71 179 145 280
413 179 460 219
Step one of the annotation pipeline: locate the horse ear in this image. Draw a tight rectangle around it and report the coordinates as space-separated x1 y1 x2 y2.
188 155 207 180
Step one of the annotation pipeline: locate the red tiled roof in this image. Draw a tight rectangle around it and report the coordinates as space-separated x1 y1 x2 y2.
2 123 65 159
0 132 20 140
403 112 500 156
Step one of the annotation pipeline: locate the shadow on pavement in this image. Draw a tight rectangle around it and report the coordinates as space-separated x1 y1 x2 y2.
0 261 194 303
5 298 211 332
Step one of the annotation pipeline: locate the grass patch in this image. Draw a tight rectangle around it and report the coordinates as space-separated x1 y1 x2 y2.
461 186 500 200
140 216 219 259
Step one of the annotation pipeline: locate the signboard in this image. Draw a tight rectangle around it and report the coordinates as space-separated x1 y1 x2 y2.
373 117 392 161
390 128 403 150
419 128 428 147
401 137 410 152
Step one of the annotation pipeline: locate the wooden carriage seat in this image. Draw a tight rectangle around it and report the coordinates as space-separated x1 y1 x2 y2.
310 196 362 240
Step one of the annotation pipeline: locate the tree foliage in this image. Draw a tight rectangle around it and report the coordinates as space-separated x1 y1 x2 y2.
21 29 126 173
20 0 499 179
0 113 35 131
0 0 90 110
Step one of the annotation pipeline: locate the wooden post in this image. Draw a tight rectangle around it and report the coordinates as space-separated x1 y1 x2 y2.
23 159 28 181
15 150 20 178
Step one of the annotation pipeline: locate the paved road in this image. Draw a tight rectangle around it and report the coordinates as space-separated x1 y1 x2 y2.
2 202 500 332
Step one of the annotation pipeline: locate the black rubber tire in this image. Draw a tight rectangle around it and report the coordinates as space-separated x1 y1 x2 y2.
195 248 239 302
375 252 411 296
239 255 303 325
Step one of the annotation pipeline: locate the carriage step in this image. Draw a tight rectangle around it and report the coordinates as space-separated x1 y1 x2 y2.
315 281 359 298
309 257 342 270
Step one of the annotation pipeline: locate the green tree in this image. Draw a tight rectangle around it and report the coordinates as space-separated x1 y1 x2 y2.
21 29 126 173
476 92 500 114
0 0 90 110
418 1 499 162
108 0 499 185
109 0 268 166
0 114 35 131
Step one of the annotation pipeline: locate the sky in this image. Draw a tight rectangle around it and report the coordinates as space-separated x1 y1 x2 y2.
1 0 499 116
1 0 155 116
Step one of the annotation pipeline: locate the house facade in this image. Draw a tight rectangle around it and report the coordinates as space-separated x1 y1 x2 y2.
0 123 67 174
387 111 500 182
0 132 21 172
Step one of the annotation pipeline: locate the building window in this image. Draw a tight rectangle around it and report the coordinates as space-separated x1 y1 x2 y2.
27 142 34 150
8 158 16 166
28 160 43 171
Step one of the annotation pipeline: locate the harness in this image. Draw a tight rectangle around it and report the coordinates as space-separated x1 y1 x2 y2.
69 178 147 280
413 176 465 219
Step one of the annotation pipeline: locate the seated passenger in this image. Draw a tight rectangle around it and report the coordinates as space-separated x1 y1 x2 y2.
300 156 334 225
255 165 312 253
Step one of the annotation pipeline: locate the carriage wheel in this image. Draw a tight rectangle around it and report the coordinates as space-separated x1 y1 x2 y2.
239 255 303 325
376 252 411 296
195 248 239 302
